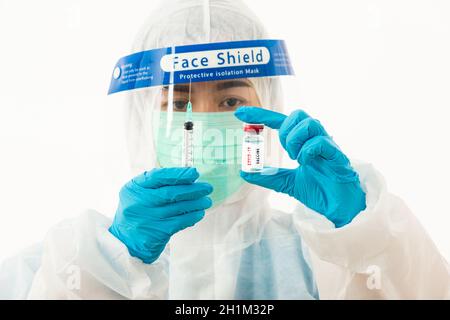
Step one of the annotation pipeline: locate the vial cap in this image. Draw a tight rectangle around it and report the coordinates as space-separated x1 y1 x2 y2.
243 124 264 133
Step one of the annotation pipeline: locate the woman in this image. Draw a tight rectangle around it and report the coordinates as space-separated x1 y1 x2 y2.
1 0 448 299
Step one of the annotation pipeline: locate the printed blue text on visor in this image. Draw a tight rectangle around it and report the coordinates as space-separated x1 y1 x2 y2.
108 39 294 94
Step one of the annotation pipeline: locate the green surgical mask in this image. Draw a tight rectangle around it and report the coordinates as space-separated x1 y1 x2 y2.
152 111 244 205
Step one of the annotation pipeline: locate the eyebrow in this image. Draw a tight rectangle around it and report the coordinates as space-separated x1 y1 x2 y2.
162 80 252 93
216 80 252 91
162 84 190 93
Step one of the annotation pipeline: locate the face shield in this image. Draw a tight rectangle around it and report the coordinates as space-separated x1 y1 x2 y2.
108 39 294 205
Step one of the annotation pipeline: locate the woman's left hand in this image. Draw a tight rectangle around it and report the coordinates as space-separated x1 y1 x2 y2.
235 106 366 227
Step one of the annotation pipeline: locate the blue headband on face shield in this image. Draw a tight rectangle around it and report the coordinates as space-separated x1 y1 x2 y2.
108 39 294 94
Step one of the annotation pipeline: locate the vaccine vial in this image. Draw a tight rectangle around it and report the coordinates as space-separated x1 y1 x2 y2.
241 124 264 172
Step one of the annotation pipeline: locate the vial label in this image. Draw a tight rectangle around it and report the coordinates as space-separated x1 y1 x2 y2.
242 138 264 172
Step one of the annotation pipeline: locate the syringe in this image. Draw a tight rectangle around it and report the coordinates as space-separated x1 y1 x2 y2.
182 81 194 167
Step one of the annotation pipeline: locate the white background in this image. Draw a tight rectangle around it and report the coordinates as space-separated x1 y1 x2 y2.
0 0 449 261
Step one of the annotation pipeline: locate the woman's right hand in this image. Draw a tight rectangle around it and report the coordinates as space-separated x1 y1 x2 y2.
109 167 213 264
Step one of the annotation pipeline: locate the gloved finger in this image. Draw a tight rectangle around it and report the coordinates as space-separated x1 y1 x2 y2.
285 118 328 160
157 182 213 203
279 110 311 151
120 181 212 207
240 167 297 196
297 136 348 166
234 106 286 129
164 210 206 234
132 167 199 188
154 196 213 219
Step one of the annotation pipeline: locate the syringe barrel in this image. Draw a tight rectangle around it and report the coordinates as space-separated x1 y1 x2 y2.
182 121 194 167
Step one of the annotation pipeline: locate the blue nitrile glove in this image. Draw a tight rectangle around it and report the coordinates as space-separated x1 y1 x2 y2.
109 167 213 264
235 107 366 228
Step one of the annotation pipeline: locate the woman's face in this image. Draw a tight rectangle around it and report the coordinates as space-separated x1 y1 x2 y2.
160 79 261 112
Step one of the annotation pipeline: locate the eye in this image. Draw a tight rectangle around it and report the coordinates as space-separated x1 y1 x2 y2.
220 97 245 109
173 100 188 111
